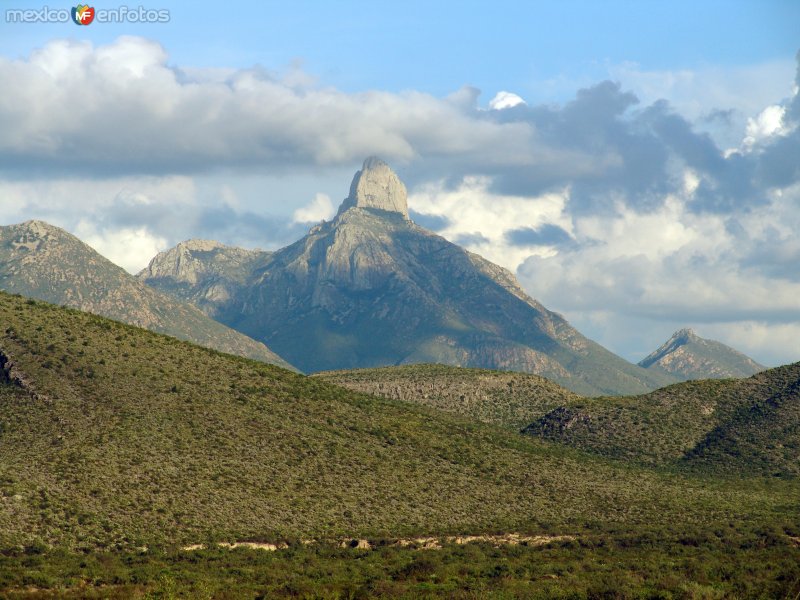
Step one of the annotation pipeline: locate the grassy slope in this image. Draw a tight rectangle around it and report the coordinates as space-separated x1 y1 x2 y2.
523 365 800 475
0 292 796 554
315 364 580 430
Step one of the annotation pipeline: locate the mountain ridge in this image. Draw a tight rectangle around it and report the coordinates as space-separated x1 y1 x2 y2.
0 220 294 370
522 361 800 475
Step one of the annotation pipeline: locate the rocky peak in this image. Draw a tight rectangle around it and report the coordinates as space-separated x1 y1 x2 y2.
176 239 225 253
673 328 697 342
337 157 409 219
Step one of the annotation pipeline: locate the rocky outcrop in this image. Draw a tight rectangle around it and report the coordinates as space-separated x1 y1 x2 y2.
137 240 270 314
337 156 409 218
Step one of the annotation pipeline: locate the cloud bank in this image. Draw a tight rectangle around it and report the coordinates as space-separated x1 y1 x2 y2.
0 37 798 365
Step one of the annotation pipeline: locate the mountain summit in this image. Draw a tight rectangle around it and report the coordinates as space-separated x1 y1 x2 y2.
638 328 764 380
141 158 674 395
337 156 409 218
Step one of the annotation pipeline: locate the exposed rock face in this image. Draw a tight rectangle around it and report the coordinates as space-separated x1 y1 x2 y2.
639 328 765 381
142 158 676 395
337 156 409 218
0 221 294 370
138 239 271 317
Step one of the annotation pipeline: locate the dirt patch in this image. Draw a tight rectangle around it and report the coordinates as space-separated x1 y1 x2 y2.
183 533 574 553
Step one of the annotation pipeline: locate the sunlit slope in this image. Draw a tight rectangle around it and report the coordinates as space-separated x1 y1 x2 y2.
524 364 800 475
0 292 790 552
315 364 580 430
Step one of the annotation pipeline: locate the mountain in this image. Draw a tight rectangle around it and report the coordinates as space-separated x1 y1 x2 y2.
639 328 765 380
522 363 800 475
140 157 675 396
136 238 272 320
315 364 580 430
0 220 293 370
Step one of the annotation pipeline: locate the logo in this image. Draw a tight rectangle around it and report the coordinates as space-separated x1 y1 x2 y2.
71 4 94 25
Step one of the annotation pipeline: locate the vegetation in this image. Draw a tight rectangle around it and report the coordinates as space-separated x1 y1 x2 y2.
316 364 580 430
0 292 797 596
523 365 800 475
1 528 799 598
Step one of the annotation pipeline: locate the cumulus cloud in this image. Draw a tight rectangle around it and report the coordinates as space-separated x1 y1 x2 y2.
488 91 526 110
74 221 167 274
0 36 547 175
292 193 335 224
409 177 571 270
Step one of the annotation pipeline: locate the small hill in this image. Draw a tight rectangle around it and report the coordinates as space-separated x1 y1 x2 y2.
0 292 783 551
639 328 765 380
523 364 800 475
315 364 580 430
685 363 800 476
0 221 293 370
141 158 676 396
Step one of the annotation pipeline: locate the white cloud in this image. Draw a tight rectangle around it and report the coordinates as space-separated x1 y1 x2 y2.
410 177 571 271
488 91 526 110
74 221 167 274
1 35 798 368
742 105 789 150
292 192 335 224
0 36 545 173
515 186 800 366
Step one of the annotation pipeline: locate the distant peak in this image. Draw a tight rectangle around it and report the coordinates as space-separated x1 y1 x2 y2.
17 219 59 234
362 155 388 170
337 157 409 219
176 239 225 252
672 328 698 342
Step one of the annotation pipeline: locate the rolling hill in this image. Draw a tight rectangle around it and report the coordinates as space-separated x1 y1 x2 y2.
315 364 580 430
0 291 789 553
523 364 800 475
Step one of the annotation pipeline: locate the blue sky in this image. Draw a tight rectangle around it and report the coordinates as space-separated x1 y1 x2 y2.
2 0 798 97
0 0 798 366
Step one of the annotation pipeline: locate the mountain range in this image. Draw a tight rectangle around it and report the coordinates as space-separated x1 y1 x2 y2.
0 220 293 370
0 159 768 396
139 157 677 396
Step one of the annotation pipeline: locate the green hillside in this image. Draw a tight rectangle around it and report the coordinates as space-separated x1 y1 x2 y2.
523 365 800 475
315 364 580 430
0 292 798 597
685 366 800 475
0 291 792 552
